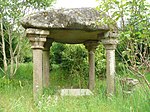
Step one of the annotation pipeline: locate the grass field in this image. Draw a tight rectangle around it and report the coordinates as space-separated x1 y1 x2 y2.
0 63 150 112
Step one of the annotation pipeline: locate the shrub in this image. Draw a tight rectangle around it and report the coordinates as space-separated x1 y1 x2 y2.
50 42 107 87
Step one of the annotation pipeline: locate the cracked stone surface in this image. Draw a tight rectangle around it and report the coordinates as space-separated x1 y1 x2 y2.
21 8 108 31
21 8 112 44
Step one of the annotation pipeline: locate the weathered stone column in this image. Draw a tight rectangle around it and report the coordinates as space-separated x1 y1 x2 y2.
85 41 99 90
101 32 118 96
43 39 53 88
26 28 49 100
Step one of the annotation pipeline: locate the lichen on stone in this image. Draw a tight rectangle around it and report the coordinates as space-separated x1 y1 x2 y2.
21 8 108 31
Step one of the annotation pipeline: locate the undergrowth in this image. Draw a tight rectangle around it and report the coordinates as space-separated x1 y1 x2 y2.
0 63 149 112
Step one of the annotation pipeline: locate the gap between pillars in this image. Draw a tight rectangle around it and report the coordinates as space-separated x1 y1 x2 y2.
84 41 99 91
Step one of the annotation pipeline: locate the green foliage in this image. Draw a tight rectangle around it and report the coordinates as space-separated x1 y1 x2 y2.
95 44 106 78
23 0 55 9
50 43 88 88
146 72 150 82
0 63 33 88
14 63 33 81
97 0 150 73
0 66 149 112
50 42 66 64
0 0 55 77
60 44 88 77
50 42 106 87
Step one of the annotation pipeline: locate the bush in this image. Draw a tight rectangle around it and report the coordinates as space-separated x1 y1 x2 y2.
95 44 106 79
50 42 107 87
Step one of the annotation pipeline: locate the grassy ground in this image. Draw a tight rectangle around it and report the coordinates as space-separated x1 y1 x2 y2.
0 63 150 112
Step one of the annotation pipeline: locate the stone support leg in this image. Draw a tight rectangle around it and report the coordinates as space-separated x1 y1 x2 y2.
88 50 95 90
32 48 44 99
101 32 118 96
31 38 46 100
85 41 99 90
43 39 53 88
26 28 49 101
106 48 115 95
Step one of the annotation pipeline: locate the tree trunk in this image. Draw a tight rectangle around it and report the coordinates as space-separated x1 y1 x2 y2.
8 27 14 78
0 17 8 73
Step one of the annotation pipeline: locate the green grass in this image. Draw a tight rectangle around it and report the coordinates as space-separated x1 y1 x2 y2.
0 63 150 112
146 72 150 82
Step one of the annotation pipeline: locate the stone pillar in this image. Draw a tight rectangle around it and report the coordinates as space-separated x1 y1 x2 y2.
85 41 99 90
26 28 49 100
101 31 118 96
43 39 53 88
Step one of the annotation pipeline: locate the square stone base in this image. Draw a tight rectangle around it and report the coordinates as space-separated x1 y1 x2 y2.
60 89 93 96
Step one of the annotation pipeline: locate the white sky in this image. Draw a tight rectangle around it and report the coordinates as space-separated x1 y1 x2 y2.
53 0 150 8
53 0 99 8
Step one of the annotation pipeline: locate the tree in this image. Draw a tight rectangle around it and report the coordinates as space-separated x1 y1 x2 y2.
0 0 55 78
97 0 150 89
0 16 8 73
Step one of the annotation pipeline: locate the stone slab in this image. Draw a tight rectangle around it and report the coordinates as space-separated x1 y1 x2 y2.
21 8 112 44
60 89 93 96
21 8 108 31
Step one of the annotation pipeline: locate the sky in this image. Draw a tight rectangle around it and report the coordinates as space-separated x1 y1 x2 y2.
52 0 99 8
53 0 150 8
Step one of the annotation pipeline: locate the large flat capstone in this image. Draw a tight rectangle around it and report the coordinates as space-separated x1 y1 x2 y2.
21 8 109 44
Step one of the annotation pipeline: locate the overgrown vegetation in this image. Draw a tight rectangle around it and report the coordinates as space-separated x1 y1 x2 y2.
97 0 150 91
0 0 55 78
0 63 149 112
50 43 106 88
0 0 150 111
